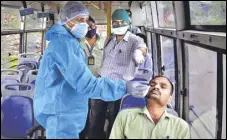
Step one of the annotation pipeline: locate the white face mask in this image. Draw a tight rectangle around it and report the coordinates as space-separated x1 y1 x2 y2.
112 25 129 35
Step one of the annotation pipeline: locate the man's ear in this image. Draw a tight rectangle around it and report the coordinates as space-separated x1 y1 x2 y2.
168 95 173 104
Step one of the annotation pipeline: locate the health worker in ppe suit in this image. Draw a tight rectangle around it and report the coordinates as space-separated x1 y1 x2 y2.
33 1 146 139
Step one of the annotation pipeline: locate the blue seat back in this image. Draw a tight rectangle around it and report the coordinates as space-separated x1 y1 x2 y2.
1 95 34 138
18 53 41 68
1 69 23 94
1 83 34 138
1 79 19 92
17 61 38 83
120 94 146 111
26 70 38 85
120 94 179 116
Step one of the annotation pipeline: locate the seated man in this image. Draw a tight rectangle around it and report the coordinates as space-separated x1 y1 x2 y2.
109 75 190 139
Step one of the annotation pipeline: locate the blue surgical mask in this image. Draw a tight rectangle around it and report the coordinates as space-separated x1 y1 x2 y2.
67 20 88 39
71 23 88 38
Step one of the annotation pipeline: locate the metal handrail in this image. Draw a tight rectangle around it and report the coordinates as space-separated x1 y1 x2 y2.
189 105 215 138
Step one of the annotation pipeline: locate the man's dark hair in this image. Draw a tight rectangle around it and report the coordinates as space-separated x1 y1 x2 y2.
88 16 95 23
126 9 132 18
151 75 174 95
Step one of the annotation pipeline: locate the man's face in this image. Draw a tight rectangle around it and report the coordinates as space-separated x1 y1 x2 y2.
146 76 172 106
112 20 128 28
87 20 96 30
66 16 88 28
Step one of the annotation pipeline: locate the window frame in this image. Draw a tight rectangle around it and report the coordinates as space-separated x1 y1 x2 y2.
158 35 179 110
184 1 226 32
183 41 225 139
1 6 22 30
144 2 153 28
156 1 176 29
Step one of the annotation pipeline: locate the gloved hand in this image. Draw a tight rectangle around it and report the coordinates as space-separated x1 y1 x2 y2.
126 80 150 98
134 49 145 65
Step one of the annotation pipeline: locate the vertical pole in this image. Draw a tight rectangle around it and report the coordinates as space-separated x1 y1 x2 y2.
106 1 111 37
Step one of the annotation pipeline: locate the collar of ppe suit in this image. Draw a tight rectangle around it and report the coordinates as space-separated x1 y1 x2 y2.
46 24 76 41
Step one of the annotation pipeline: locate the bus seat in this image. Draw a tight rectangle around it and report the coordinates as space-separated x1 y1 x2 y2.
17 62 38 83
1 96 33 139
1 69 23 94
1 83 34 101
120 94 146 111
18 53 41 67
120 94 178 117
167 104 179 117
17 61 38 71
1 83 35 139
26 70 38 85
1 69 23 83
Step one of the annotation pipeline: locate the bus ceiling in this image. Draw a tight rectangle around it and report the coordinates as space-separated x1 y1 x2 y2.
1 1 136 36
1 1 132 13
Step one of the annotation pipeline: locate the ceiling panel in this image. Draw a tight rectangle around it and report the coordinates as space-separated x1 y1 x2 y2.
1 1 23 8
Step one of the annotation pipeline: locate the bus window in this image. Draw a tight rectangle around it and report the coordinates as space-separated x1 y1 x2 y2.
160 36 175 103
186 43 217 139
1 35 20 69
26 32 42 53
156 1 175 28
151 33 158 77
222 55 226 139
145 31 152 53
1 7 21 30
145 2 153 27
25 11 43 29
189 1 226 25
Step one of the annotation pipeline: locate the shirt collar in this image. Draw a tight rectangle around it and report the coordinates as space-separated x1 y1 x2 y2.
82 34 100 47
123 31 130 41
139 106 170 121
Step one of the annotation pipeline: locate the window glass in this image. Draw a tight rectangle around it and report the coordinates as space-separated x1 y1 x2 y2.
25 11 43 29
1 34 20 69
222 55 226 139
160 36 175 107
189 1 226 25
145 3 153 27
156 1 175 28
1 7 21 30
146 31 152 53
186 43 217 139
152 33 158 76
141 6 147 25
26 32 42 53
